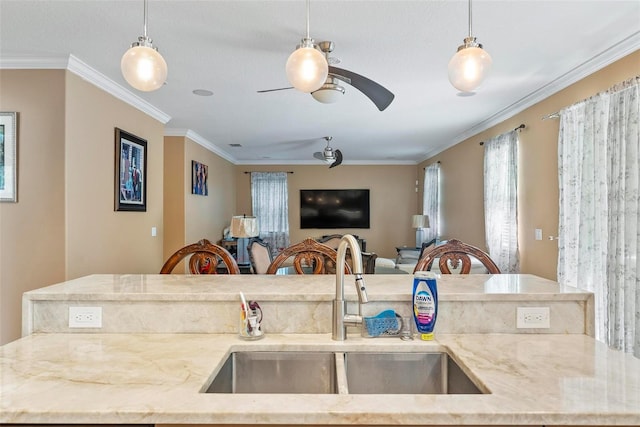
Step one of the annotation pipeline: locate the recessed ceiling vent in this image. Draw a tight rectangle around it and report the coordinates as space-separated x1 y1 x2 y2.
229 143 242 147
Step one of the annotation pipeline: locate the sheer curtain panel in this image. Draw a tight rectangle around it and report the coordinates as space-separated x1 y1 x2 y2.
557 76 639 356
423 162 440 242
251 172 290 256
483 130 520 273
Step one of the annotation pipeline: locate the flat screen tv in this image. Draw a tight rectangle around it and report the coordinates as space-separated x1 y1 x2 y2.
300 189 370 229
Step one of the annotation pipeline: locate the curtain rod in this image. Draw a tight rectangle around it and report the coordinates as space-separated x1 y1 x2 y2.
542 112 560 120
243 171 294 174
479 124 525 145
423 160 441 170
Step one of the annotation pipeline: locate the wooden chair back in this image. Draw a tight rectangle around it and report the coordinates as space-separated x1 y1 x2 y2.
247 238 273 274
160 238 241 274
266 238 351 274
413 239 500 274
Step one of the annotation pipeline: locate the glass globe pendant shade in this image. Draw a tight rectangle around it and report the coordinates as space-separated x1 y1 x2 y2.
447 45 492 93
285 41 329 93
121 43 168 92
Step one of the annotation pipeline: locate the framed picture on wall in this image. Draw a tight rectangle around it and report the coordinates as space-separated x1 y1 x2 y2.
0 112 18 202
114 128 147 211
191 160 208 196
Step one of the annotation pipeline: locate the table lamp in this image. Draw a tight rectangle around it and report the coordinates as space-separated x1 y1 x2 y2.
412 214 430 248
230 215 259 265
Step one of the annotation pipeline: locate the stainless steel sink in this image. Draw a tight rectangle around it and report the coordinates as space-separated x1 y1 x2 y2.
342 352 483 394
204 351 337 394
203 350 484 395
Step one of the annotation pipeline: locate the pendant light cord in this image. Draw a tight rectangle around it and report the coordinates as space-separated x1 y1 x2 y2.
468 0 473 38
143 0 148 38
305 0 310 39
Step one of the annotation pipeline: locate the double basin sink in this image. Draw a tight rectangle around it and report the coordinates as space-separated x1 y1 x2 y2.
203 351 485 395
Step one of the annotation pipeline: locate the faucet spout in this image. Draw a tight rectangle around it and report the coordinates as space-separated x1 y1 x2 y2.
332 234 369 341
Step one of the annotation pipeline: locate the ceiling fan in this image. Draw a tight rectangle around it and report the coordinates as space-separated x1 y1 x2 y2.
313 136 343 168
258 41 395 111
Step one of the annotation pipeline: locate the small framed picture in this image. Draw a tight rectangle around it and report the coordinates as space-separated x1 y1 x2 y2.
192 160 208 196
0 112 18 202
114 128 147 211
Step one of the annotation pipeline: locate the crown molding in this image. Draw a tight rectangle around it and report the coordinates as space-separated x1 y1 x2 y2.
419 31 640 162
165 128 237 164
67 55 171 124
234 159 418 166
0 54 171 125
0 55 69 69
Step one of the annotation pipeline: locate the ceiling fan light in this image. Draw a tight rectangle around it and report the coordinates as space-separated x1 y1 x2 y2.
285 40 329 93
311 83 345 104
447 44 491 93
121 42 168 91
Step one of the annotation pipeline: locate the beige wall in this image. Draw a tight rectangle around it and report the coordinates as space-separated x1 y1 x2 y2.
163 136 236 272
235 165 419 259
420 50 640 280
184 138 236 245
0 70 166 345
65 73 165 277
0 70 67 345
163 136 186 262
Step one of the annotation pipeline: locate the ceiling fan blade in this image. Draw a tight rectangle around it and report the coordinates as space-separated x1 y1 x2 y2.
257 87 294 93
329 66 394 111
329 149 343 168
313 152 325 161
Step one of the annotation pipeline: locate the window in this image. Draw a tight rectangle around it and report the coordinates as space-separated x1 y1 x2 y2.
483 130 519 273
250 172 290 255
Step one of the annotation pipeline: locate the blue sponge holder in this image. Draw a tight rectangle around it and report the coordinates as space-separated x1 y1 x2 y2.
363 309 403 337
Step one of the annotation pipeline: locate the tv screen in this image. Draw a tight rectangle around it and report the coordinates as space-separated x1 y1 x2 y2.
300 189 370 229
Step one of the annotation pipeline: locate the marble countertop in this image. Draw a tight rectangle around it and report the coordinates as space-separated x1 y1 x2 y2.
1 332 639 425
24 273 591 302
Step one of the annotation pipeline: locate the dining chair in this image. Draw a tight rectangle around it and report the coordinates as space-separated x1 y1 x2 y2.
316 234 344 249
413 238 500 274
266 238 351 274
316 234 376 274
361 252 378 274
247 238 273 274
160 238 241 274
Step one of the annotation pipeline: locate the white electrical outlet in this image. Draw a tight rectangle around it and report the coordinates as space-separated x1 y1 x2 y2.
69 307 102 328
516 307 550 329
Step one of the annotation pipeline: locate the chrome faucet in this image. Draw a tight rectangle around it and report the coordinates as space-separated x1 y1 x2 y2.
332 234 369 340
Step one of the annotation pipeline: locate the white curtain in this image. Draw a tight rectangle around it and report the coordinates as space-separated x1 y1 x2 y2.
422 162 440 242
250 172 290 256
558 76 639 356
483 130 520 273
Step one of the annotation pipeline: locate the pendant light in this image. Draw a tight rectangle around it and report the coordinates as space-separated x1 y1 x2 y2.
285 0 329 93
447 0 492 93
121 0 168 92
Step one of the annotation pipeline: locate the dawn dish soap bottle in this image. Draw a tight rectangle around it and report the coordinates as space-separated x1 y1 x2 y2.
412 271 438 341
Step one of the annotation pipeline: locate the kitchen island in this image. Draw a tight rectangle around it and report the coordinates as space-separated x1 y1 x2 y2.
1 274 639 426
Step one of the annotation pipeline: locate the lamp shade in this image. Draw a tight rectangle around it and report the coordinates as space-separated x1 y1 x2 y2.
447 45 492 93
412 214 430 229
121 44 168 92
230 216 259 238
311 85 345 104
285 42 329 93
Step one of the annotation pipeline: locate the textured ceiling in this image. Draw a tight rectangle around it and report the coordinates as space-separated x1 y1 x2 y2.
1 0 639 165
